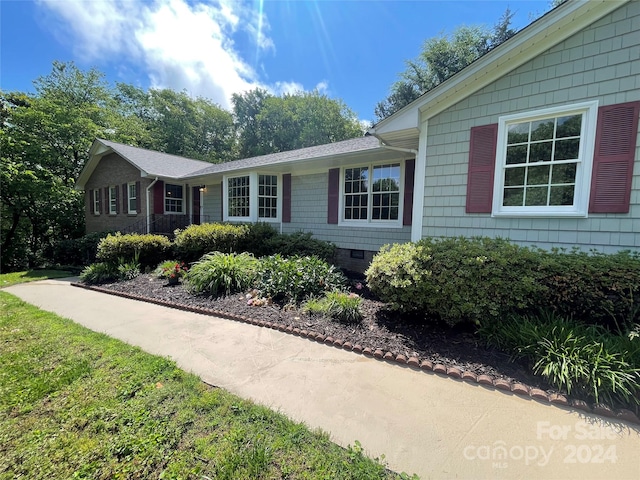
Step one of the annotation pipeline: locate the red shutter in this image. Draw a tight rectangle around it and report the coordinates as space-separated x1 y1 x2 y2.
122 183 128 213
589 101 640 214
282 174 292 223
135 181 141 213
89 189 94 214
466 124 498 213
153 181 164 214
192 186 201 224
403 159 415 226
327 168 340 224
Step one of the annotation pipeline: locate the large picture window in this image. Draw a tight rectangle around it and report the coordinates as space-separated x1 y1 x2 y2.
224 173 280 222
342 163 401 224
493 101 598 217
165 184 183 213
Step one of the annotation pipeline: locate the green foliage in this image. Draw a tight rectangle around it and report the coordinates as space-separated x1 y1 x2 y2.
266 231 337 263
49 230 115 266
174 223 249 262
478 311 640 408
96 232 171 269
256 255 346 304
154 260 188 279
303 291 363 324
185 252 259 296
375 9 515 120
366 237 544 327
79 262 119 284
236 222 280 257
538 249 640 333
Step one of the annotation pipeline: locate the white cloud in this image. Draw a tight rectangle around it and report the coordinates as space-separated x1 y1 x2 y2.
271 81 304 96
38 0 275 109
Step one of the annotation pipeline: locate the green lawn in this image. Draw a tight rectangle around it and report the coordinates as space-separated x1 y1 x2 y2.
0 269 74 288
0 292 407 479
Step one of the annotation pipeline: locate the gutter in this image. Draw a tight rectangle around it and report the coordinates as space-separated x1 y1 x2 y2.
146 177 159 234
369 133 418 156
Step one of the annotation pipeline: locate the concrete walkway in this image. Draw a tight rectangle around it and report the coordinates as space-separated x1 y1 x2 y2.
5 278 640 479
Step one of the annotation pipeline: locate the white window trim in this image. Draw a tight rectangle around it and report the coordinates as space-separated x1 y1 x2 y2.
492 101 598 218
223 172 282 223
93 188 100 215
164 183 184 215
108 186 117 215
127 182 137 215
338 160 405 229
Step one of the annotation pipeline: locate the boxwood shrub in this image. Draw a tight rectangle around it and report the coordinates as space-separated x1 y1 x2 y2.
96 232 171 269
173 223 249 262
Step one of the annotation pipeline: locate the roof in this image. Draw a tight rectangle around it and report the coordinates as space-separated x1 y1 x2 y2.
76 136 381 189
370 0 630 145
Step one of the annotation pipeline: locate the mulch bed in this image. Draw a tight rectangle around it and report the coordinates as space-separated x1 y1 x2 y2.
89 273 640 423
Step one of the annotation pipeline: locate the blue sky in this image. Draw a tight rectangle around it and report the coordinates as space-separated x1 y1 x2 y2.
1 0 552 122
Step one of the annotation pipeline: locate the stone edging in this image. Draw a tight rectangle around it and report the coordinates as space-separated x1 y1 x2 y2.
71 282 640 426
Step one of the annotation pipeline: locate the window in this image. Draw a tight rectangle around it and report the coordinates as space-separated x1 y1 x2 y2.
258 175 278 218
165 184 183 213
493 101 598 217
109 186 117 215
224 173 281 222
93 189 100 215
128 182 137 214
341 163 402 224
228 175 250 218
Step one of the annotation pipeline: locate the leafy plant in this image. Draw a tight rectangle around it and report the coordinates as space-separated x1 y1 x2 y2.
185 252 259 296
96 233 171 269
256 255 346 304
266 231 337 263
174 223 249 262
303 292 363 323
80 262 119 284
155 260 188 282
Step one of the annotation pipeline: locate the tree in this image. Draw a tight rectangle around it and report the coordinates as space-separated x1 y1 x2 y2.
232 89 364 157
374 9 516 121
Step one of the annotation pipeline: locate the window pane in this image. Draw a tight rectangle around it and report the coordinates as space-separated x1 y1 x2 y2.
556 115 581 138
554 138 580 161
530 119 554 141
526 165 550 185
507 122 529 144
504 167 525 186
551 163 577 184
503 188 523 206
549 185 575 206
524 186 548 206
529 142 552 163
506 145 527 165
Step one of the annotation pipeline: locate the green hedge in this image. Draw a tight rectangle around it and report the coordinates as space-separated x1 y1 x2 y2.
173 223 249 262
96 233 171 269
366 237 640 330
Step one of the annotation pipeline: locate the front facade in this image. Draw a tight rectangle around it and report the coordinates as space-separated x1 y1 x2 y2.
77 0 640 270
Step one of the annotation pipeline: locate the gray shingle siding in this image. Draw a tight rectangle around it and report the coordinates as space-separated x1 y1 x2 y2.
422 1 640 253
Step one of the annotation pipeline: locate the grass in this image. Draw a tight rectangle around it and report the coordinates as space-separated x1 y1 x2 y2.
0 292 406 479
0 269 74 288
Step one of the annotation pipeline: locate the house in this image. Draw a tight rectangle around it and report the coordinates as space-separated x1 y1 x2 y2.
76 0 640 271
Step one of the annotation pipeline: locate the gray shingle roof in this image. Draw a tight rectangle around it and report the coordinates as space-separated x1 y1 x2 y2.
97 139 213 178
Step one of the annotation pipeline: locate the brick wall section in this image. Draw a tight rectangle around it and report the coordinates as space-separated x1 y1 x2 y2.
422 2 640 253
84 153 152 233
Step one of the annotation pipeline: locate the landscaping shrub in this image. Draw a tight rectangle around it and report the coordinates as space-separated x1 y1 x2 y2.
96 233 171 269
185 252 259 296
237 222 280 257
538 249 640 333
50 231 114 266
303 291 363 324
266 231 337 263
365 237 544 327
256 255 346 304
477 311 640 408
154 260 188 279
174 223 249 262
80 262 119 284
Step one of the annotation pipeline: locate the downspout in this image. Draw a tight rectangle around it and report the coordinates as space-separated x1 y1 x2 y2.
146 177 159 234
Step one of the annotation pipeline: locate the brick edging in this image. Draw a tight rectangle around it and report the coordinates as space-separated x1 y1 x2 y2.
71 282 640 426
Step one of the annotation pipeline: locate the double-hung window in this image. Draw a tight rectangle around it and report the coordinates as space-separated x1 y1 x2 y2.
93 188 100 215
493 101 598 217
109 186 117 215
341 163 402 225
128 182 137 214
224 173 280 222
165 184 183 213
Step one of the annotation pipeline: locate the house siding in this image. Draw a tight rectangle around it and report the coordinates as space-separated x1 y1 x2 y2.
422 1 640 253
202 182 223 222
84 153 151 233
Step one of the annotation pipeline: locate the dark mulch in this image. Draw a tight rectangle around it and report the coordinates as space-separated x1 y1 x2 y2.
100 273 558 395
